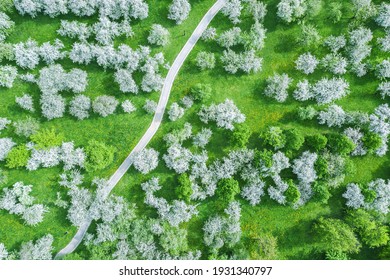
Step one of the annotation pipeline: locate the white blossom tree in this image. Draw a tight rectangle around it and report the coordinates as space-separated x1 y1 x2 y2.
321 53 348 75
121 100 136 113
0 138 15 161
292 151 318 185
40 93 66 120
14 0 42 17
16 94 35 112
343 183 365 209
148 24 170 46
378 82 390 99
14 39 40 69
376 3 390 28
19 234 53 260
69 94 91 120
168 102 184 121
0 65 17 88
67 0 98 17
198 99 245 130
311 77 349 104
318 105 346 128
378 32 390 53
168 0 191 25
163 144 192 174
217 27 242 48
263 73 292 102
0 12 14 42
39 39 65 64
115 69 139 94
277 0 307 23
193 128 212 148
324 35 346 53
143 99 158 114
0 118 11 131
92 95 119 117
246 0 267 22
57 20 92 41
295 52 318 75
69 42 94 65
196 51 216 70
0 243 8 260
376 59 390 79
13 117 40 137
201 27 217 41
293 79 313 101
132 148 159 174
221 0 243 24
241 178 265 206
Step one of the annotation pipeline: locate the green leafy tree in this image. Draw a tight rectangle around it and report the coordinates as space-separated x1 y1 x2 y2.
253 149 273 169
362 132 382 154
346 209 389 248
325 250 348 260
191 83 212 102
305 134 328 151
297 24 321 48
285 180 300 204
176 173 193 202
329 2 343 23
6 145 30 168
284 128 304 151
312 182 331 204
326 133 356 155
0 0 13 12
30 128 64 149
360 185 377 204
85 140 116 172
314 156 328 179
261 126 286 150
216 178 240 206
160 226 189 256
313 217 361 254
231 123 251 148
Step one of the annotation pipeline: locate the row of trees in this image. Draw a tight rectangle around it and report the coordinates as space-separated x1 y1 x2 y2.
14 0 149 20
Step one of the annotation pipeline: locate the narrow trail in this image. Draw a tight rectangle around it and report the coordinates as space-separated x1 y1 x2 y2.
55 0 226 259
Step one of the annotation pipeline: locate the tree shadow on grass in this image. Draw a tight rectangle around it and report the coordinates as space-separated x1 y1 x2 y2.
273 34 298 54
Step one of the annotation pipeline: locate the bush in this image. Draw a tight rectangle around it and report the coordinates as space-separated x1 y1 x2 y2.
6 145 30 168
284 128 304 151
305 134 328 151
231 123 251 148
285 180 300 204
175 173 192 202
326 133 356 155
216 178 240 206
30 129 64 149
85 140 116 172
261 126 286 150
313 217 361 254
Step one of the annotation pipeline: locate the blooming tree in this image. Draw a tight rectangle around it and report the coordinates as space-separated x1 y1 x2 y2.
132 148 159 174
